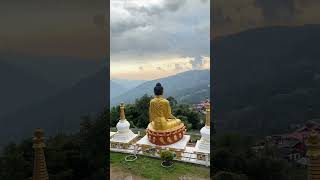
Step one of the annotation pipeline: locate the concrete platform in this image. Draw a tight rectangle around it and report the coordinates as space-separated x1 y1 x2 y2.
110 132 116 138
194 140 210 154
110 132 138 144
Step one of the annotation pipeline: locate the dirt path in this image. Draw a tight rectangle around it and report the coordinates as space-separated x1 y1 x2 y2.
110 166 148 180
177 176 210 180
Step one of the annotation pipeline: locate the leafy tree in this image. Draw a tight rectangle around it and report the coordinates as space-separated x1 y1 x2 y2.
109 106 119 127
167 96 178 107
135 94 152 128
212 134 293 180
174 104 201 129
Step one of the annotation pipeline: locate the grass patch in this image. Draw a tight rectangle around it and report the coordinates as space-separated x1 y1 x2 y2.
289 166 307 180
110 152 210 180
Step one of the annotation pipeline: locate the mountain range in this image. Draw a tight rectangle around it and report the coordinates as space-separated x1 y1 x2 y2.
0 67 107 146
110 70 210 106
0 59 56 118
1 53 105 90
111 79 146 90
110 79 147 98
110 81 127 98
0 54 106 147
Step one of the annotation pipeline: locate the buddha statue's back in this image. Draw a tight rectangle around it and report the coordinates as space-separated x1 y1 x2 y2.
149 96 181 130
146 83 186 145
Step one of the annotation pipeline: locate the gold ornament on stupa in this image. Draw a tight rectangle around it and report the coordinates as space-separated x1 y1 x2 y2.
306 130 320 157
120 102 125 120
32 128 49 180
306 130 320 180
205 103 210 127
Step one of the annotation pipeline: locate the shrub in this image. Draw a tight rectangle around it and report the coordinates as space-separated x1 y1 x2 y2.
160 150 174 162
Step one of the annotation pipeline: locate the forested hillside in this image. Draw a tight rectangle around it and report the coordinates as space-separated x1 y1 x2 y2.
214 24 320 135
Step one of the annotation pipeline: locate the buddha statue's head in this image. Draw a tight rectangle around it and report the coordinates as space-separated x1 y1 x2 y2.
154 83 163 96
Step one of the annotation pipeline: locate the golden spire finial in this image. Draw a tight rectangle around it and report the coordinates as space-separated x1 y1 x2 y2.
306 130 320 180
306 130 320 157
205 103 210 127
32 128 49 180
120 103 125 120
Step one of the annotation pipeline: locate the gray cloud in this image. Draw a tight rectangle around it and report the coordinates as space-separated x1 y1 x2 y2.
165 0 187 12
189 55 204 69
111 0 210 65
125 0 187 16
111 20 149 35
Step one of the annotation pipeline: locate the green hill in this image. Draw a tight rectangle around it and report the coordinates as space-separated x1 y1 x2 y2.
214 24 320 135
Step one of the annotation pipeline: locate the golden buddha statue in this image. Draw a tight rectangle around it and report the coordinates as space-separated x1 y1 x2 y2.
147 83 186 145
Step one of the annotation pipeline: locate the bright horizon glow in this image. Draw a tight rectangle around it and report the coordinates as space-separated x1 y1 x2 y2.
111 56 210 80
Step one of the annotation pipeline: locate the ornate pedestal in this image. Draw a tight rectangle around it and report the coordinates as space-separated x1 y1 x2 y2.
146 123 186 145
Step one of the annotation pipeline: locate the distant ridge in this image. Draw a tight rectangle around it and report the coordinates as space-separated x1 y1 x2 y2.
0 60 55 118
111 79 146 89
111 70 210 106
0 67 107 146
110 80 127 98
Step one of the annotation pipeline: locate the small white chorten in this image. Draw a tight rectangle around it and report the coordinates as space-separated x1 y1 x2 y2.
110 103 138 143
195 103 211 154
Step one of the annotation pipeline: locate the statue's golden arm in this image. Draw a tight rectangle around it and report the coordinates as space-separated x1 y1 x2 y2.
166 100 176 119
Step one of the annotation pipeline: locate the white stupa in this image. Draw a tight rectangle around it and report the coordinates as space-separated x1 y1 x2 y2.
195 103 211 154
110 103 138 144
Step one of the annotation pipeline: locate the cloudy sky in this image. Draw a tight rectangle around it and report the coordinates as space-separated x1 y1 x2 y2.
213 0 320 37
110 0 210 80
0 0 106 59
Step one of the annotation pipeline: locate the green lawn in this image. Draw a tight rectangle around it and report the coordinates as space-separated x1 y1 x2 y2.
110 152 210 180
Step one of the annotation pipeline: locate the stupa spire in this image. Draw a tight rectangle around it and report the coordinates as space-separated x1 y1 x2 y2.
32 128 49 180
120 103 125 120
205 103 210 127
306 130 320 180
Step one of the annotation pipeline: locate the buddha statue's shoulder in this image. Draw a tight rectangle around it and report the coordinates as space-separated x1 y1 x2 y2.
150 98 157 104
162 98 169 103
150 97 169 104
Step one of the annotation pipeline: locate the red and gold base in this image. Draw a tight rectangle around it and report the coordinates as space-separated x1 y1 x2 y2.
146 123 186 145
